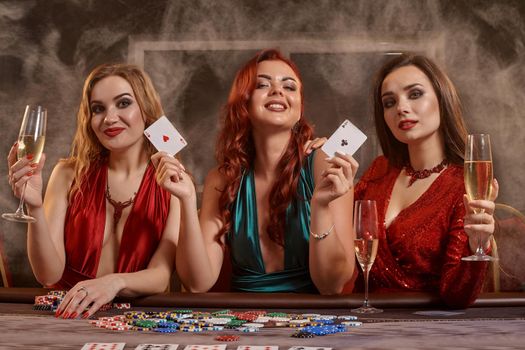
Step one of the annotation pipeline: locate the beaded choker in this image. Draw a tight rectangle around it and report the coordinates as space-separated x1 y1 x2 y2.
405 159 448 186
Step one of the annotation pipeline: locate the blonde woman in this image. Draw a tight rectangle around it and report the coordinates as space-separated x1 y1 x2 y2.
7 64 180 318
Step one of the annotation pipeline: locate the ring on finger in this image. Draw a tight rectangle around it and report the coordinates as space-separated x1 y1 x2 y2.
78 287 89 297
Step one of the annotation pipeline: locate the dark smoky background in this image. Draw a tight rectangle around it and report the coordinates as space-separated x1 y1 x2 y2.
0 0 523 286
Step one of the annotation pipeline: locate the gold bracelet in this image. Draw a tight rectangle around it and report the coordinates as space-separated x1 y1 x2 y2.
310 224 335 240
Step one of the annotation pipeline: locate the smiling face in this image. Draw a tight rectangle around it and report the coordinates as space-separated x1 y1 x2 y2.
248 60 302 132
89 75 146 152
380 65 442 146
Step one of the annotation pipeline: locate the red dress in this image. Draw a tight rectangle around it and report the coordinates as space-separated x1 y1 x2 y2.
354 156 488 307
54 161 171 289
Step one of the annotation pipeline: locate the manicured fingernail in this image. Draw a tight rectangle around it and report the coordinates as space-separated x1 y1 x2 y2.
70 312 78 319
30 163 37 168
82 312 90 319
26 154 34 160
55 309 62 317
63 312 70 319
26 171 33 176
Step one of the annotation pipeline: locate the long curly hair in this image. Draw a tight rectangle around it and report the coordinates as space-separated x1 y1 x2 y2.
216 49 314 246
66 63 164 198
373 53 468 167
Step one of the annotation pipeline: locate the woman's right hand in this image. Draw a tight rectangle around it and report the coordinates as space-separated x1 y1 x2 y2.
7 142 46 208
151 152 195 201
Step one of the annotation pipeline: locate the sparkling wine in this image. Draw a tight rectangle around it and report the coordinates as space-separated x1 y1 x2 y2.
464 160 493 202
17 135 45 163
354 238 378 270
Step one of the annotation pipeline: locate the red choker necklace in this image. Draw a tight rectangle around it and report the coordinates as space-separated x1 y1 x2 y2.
405 159 448 186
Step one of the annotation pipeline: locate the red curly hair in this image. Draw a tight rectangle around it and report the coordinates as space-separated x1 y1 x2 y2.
215 49 314 246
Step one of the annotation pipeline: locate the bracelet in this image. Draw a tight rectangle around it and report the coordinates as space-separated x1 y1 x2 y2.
310 224 335 240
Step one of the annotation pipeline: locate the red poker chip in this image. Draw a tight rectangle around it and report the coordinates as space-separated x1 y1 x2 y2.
215 335 240 341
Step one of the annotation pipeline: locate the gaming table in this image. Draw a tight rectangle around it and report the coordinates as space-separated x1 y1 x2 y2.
0 288 524 350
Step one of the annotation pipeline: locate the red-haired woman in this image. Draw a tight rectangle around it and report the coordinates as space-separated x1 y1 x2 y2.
153 49 357 294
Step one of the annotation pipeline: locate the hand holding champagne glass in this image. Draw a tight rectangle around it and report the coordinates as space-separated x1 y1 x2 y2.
352 199 383 314
3 105 47 223
462 133 497 261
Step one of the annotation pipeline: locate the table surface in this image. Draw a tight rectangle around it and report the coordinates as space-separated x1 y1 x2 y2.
1 288 524 350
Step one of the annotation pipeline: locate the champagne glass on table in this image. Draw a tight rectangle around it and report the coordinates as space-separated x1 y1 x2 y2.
352 199 382 314
2 105 47 223
462 133 497 261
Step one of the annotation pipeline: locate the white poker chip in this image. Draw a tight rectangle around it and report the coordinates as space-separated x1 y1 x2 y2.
301 313 321 317
254 316 271 323
316 315 337 320
237 326 259 332
289 319 309 324
208 317 231 324
242 322 265 328
338 315 358 320
269 317 290 322
342 321 363 327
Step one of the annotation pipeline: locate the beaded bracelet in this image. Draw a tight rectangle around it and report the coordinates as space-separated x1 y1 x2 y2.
310 224 335 240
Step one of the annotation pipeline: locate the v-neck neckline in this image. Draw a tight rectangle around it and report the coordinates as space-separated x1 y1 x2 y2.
384 165 453 231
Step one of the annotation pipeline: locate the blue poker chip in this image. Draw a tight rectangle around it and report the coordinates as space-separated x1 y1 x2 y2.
153 328 178 333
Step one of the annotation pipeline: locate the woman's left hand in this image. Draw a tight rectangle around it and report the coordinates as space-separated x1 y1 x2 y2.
55 274 124 319
313 152 359 206
463 178 499 253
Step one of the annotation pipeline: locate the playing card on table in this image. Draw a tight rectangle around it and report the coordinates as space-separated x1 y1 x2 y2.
81 343 125 350
184 346 226 350
144 116 187 156
321 119 367 158
237 346 278 350
135 345 179 350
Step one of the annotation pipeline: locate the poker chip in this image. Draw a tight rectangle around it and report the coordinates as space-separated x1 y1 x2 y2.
338 315 358 320
113 303 131 310
242 322 265 328
292 331 315 338
236 326 259 332
215 335 240 341
341 321 363 327
153 328 178 333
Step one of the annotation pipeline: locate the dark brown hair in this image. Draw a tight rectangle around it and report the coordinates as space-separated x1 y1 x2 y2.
373 53 468 167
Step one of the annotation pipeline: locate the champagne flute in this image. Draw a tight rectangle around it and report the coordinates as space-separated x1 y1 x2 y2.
2 105 47 223
462 133 497 261
352 199 383 313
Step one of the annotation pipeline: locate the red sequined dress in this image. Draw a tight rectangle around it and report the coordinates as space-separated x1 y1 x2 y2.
54 161 171 289
354 156 488 307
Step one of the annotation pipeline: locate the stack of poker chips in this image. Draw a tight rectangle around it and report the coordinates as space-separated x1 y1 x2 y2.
33 290 131 313
86 309 362 337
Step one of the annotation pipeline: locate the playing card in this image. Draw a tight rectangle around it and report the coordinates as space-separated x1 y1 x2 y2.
288 347 332 350
81 343 125 350
321 119 367 157
144 116 187 156
183 346 226 350
135 345 179 350
237 347 278 350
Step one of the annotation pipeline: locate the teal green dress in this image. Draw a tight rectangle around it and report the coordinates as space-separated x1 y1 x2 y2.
226 152 318 293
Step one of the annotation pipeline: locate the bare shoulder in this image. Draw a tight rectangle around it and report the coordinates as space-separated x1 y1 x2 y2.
49 160 75 186
204 166 227 192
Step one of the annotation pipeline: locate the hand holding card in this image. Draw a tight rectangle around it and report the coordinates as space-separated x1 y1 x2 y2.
144 116 187 156
321 119 367 158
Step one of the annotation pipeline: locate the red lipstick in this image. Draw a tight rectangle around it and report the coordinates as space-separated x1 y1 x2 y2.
104 127 125 137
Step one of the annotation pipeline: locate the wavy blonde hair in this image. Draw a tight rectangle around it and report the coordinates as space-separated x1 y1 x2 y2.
67 63 164 198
